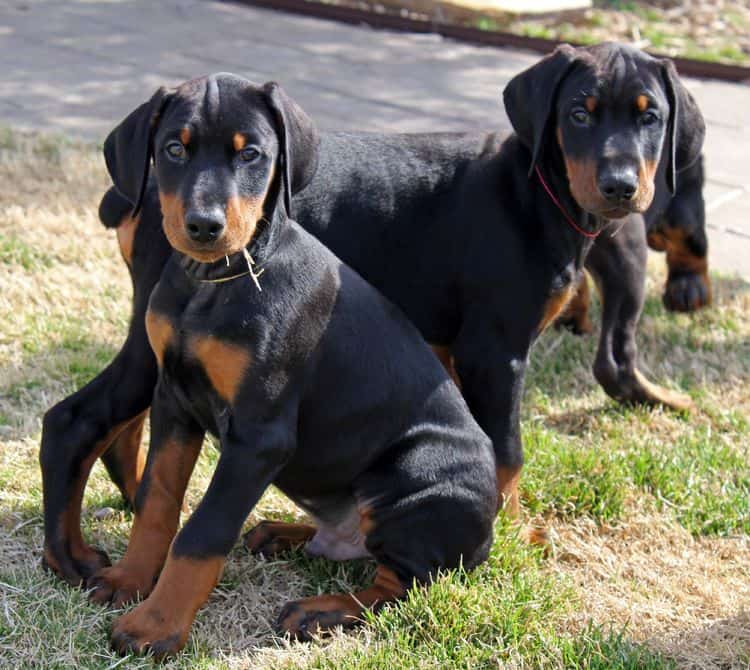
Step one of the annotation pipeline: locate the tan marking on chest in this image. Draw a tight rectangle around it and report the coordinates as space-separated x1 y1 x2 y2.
116 213 139 267
145 310 174 367
189 335 251 404
538 284 577 334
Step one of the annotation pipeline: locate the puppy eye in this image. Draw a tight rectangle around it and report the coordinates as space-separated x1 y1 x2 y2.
570 108 590 125
239 146 261 162
165 141 186 161
640 110 659 126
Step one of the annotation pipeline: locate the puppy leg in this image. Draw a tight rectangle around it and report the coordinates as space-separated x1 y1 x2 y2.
588 219 694 411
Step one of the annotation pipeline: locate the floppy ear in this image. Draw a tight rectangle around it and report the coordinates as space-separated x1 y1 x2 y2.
262 82 320 215
503 44 580 176
661 59 705 194
103 87 172 216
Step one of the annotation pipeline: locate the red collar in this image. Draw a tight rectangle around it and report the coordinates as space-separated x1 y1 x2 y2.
535 166 601 240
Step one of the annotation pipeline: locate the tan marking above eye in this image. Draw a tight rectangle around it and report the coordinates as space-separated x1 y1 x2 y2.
179 127 191 146
189 335 251 404
636 95 649 112
233 133 246 152
585 96 597 113
145 309 174 367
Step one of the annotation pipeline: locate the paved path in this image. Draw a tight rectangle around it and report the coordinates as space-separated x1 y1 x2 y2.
1 0 748 277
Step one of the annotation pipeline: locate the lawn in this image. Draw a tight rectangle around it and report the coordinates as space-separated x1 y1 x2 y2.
0 129 748 669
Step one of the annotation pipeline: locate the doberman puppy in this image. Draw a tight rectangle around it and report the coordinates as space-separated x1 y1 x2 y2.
74 75 496 657
40 43 705 589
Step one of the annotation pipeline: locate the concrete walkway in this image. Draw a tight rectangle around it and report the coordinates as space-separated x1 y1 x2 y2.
1 0 748 277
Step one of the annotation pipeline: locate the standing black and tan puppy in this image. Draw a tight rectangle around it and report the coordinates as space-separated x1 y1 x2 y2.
40 44 705 588
47 75 497 657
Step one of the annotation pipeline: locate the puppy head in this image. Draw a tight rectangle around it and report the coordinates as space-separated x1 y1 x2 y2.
504 43 704 218
103 74 319 262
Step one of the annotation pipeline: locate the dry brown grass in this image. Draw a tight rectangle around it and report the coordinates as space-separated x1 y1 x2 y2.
550 511 750 669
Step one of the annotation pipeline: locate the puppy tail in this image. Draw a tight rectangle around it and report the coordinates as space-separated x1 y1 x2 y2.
98 186 134 229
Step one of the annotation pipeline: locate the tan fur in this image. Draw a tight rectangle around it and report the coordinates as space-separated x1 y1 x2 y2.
648 228 712 306
496 464 522 518
556 273 593 334
538 284 577 335
634 158 657 212
158 191 266 263
232 132 246 151
636 94 649 112
110 554 224 655
179 127 191 146
91 433 204 606
189 335 251 404
277 564 405 637
145 309 174 367
116 213 139 267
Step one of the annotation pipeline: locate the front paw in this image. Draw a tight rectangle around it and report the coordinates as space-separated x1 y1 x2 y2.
87 564 154 607
276 597 360 641
110 604 190 659
42 541 111 588
663 272 711 312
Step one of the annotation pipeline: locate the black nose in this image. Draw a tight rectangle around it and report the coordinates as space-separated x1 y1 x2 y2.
598 169 638 203
185 210 225 243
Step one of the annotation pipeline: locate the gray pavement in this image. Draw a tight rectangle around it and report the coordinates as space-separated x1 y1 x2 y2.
1 0 748 277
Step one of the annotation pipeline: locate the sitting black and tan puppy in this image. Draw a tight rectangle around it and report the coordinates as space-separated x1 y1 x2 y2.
84 74 497 658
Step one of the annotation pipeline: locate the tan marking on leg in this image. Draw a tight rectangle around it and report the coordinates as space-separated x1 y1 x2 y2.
179 127 191 146
538 284 577 335
496 465 522 518
145 309 174 367
189 335 251 404
429 344 461 389
633 369 695 413
496 466 550 548
44 417 139 584
232 132 246 152
89 433 203 606
555 272 593 334
277 564 405 639
116 214 140 267
649 227 711 310
106 410 148 505
110 554 224 659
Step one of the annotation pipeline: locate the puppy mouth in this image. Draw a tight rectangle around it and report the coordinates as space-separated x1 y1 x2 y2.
596 204 636 220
